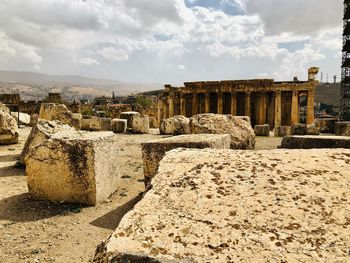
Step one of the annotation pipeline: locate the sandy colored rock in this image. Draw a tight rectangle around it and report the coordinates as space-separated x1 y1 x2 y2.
291 123 307 135
159 115 191 135
315 118 337 133
141 134 231 186
120 112 149 134
335 121 350 136
111 119 127 133
0 111 19 145
149 117 159 129
0 103 10 114
11 112 31 126
306 123 320 135
26 131 119 205
281 135 350 149
189 114 255 149
120 112 140 130
19 119 77 165
274 126 291 137
95 148 350 263
254 124 270 136
39 103 81 130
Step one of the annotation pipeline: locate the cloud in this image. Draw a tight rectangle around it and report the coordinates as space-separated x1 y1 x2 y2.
98 47 129 61
79 57 100 66
178 64 186 70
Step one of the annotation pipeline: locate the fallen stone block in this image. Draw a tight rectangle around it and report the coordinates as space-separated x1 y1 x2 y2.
100 117 112 131
94 148 350 262
159 115 191 135
149 117 159 129
254 124 270 136
281 135 350 149
0 111 19 145
291 123 307 135
120 112 149 134
141 134 231 186
26 131 119 205
11 112 31 126
335 122 350 136
0 103 10 114
120 111 140 130
39 103 81 130
306 123 320 135
274 126 291 137
19 119 77 165
190 114 255 149
111 119 127 133
81 117 91 131
315 117 337 133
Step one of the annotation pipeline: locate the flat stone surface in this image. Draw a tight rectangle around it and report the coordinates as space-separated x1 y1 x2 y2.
281 135 350 149
335 122 350 136
141 134 231 186
95 148 350 263
26 131 119 205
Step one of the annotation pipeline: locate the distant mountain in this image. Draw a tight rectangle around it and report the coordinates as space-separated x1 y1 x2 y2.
315 83 340 106
0 70 162 101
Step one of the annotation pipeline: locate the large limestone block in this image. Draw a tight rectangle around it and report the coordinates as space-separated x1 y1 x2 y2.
0 111 19 145
120 111 140 130
189 114 255 149
254 124 270 136
291 123 307 135
11 112 31 126
281 135 350 149
94 148 350 262
159 115 191 135
100 117 112 131
0 103 10 114
335 121 350 136
274 126 291 137
141 134 231 186
19 119 77 165
39 103 81 130
315 118 337 133
306 123 320 135
149 117 159 129
26 132 119 205
111 119 127 133
120 111 149 134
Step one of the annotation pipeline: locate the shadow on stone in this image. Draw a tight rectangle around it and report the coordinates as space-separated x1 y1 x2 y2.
0 193 86 222
90 193 143 230
0 153 20 163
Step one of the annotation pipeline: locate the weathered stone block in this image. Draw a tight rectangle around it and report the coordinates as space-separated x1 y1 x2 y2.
141 134 231 186
39 103 81 130
120 111 140 130
19 119 76 165
291 123 307 135
315 118 337 133
100 117 112 131
274 126 291 137
0 103 10 114
11 112 31 126
335 121 350 136
189 114 255 149
111 119 127 133
26 131 119 205
0 111 19 145
306 123 320 135
254 124 270 136
120 112 149 134
81 117 91 131
95 148 350 262
159 115 191 135
281 135 350 149
149 117 159 129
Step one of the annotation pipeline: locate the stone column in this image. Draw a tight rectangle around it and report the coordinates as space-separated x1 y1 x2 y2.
180 94 185 116
259 93 267 125
274 91 281 127
291 91 299 125
168 97 174 118
205 93 210 113
231 92 237 116
192 93 198 116
163 99 168 119
245 92 251 117
306 91 315 125
217 92 223 114
157 99 164 122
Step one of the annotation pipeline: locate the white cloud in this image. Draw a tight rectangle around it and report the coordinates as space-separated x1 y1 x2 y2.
79 57 100 66
178 64 186 70
98 47 129 61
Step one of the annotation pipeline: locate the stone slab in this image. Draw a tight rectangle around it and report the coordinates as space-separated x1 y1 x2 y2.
26 131 119 205
254 124 270 136
335 122 350 136
95 148 350 262
274 126 291 137
141 134 231 186
281 135 350 149
111 119 127 133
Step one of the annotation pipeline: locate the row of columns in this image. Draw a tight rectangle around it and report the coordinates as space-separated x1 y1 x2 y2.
160 90 315 126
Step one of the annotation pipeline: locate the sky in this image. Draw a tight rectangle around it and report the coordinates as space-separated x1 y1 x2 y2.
0 0 343 85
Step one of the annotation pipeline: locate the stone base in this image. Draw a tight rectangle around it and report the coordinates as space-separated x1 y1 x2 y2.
280 135 350 149
141 134 231 186
95 148 350 262
26 131 119 205
274 126 291 137
291 123 307 135
111 119 127 133
159 115 191 135
335 122 350 136
120 112 149 134
315 118 337 133
254 124 270 136
149 117 159 129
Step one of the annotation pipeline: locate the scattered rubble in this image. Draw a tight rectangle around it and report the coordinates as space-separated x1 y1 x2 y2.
0 110 19 145
159 115 191 135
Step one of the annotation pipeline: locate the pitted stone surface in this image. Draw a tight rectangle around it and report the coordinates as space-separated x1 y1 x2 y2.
254 124 270 136
335 122 350 136
111 119 127 133
274 126 291 137
26 131 119 205
281 135 350 149
39 103 81 130
159 115 191 135
0 103 10 114
189 114 255 149
141 134 230 186
95 148 350 263
0 110 19 145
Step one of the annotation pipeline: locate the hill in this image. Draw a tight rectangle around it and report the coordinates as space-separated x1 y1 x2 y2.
315 83 340 106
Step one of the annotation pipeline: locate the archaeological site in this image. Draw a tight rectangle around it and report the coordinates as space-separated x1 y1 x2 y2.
0 1 349 263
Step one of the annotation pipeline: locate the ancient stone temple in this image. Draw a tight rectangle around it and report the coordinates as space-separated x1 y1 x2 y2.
158 67 319 128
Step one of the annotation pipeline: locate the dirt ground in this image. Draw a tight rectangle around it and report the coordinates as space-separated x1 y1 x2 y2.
0 127 281 263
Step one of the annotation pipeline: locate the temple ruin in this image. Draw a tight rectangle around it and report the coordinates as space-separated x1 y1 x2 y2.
158 67 319 128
